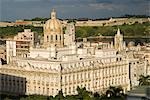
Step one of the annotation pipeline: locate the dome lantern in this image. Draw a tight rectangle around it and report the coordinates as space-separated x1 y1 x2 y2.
51 9 56 19
44 9 64 48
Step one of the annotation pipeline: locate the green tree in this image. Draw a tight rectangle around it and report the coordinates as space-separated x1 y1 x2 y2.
23 95 48 100
76 86 92 100
65 95 77 100
139 75 150 86
92 92 101 100
54 90 65 100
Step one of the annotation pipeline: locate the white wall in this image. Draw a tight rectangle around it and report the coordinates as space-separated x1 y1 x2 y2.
6 40 16 64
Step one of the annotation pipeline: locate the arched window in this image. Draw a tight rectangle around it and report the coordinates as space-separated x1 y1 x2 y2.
60 35 61 41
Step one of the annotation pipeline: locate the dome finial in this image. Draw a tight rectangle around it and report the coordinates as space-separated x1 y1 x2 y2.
52 8 55 12
51 8 56 19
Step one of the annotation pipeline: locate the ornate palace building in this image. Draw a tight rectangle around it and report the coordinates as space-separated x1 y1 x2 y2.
0 9 149 96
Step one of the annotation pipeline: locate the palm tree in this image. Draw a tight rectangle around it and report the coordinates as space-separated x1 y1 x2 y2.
139 75 150 86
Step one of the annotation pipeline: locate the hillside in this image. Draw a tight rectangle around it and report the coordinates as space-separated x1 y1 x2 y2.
75 22 150 38
0 26 43 38
0 22 149 38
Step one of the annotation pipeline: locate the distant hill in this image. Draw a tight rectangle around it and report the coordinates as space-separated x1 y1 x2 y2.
0 21 149 38
23 14 149 21
75 22 150 37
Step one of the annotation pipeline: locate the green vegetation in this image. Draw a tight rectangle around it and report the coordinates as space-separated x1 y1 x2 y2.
67 19 76 23
0 26 43 38
0 21 149 38
0 26 23 38
1 86 126 100
76 22 150 38
138 75 150 86
122 14 149 18
24 17 49 21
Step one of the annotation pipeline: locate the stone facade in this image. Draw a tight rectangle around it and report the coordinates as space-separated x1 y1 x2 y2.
0 52 130 96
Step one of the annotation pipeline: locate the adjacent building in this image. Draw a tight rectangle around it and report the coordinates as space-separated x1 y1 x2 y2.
6 29 39 64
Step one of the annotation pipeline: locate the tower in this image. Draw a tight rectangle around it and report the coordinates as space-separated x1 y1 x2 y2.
64 23 75 46
114 28 123 51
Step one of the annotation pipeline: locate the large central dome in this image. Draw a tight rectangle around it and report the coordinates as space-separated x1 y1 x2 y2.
44 19 62 34
44 9 62 34
43 9 64 47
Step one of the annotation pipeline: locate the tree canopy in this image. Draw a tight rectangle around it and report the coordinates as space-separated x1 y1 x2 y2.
75 22 150 38
139 75 150 86
1 86 126 100
0 26 43 38
0 21 149 39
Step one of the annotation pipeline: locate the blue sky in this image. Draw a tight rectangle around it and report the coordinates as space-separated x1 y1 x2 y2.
0 0 149 21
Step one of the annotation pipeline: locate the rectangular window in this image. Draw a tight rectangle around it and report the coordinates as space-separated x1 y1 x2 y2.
51 35 53 41
56 35 57 40
47 36 49 42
